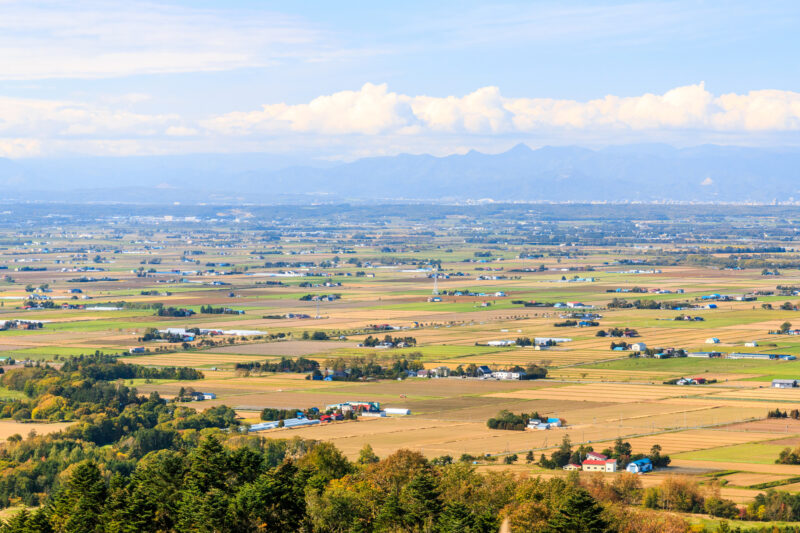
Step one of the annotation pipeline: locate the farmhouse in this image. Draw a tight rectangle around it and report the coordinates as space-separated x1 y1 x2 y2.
492 370 524 380
626 458 653 473
581 452 617 472
190 392 217 401
772 379 797 389
430 366 450 378
487 340 515 347
728 353 777 360
249 418 321 431
566 302 593 309
326 401 381 413
629 342 646 351
688 351 722 358
706 337 720 344
562 464 581 471
534 337 572 345
384 408 411 415
128 346 145 354
476 365 493 377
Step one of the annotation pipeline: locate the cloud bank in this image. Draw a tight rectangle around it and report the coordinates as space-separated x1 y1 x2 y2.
206 82 800 135
0 1 320 79
1 83 799 157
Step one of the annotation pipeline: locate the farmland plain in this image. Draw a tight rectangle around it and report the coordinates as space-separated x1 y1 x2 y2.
4 204 800 516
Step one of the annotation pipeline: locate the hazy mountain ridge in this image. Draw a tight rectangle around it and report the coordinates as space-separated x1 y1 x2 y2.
2 144 799 203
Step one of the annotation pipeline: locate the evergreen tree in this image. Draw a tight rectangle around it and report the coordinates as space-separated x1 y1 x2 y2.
49 461 107 533
357 444 380 465
545 488 609 533
230 461 306 532
401 471 442 531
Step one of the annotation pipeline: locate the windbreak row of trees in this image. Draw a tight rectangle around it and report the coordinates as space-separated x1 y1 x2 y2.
537 436 671 470
0 435 697 533
11 432 799 532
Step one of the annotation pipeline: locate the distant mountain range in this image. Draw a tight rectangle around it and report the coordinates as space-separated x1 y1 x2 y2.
2 144 800 204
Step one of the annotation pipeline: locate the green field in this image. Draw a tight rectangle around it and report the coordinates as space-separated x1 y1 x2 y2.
674 443 788 464
586 356 800 375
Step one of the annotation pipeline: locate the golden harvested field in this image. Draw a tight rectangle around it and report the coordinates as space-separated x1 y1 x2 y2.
203 340 359 356
0 421 73 439
595 429 781 455
713 388 800 401
126 352 267 367
725 418 800 433
487 383 720 403
722 472 791 487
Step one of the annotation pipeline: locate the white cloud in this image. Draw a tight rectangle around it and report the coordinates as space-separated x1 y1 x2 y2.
0 139 42 158
2 83 800 158
0 1 322 79
0 96 180 137
165 126 199 137
701 177 714 186
203 83 413 135
204 82 800 137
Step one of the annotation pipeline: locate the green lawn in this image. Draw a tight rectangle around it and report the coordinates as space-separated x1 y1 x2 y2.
674 443 787 464
0 386 27 400
371 301 519 313
326 344 514 362
585 357 800 375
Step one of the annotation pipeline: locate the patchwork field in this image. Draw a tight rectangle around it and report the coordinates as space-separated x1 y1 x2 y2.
5 205 800 520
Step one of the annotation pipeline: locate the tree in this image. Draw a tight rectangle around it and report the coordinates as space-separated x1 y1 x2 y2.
437 501 496 533
230 461 306 532
299 442 353 493
400 471 442 531
780 321 793 333
548 435 573 468
649 444 671 468
611 472 643 505
49 461 108 533
545 488 609 533
2 508 53 533
357 444 380 465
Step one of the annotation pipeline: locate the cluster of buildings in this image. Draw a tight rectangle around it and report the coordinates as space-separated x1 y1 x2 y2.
413 367 451 378
563 453 653 473
158 327 266 338
187 392 216 401
323 401 411 417
606 269 662 274
674 377 709 386
609 287 682 294
249 417 321 431
526 417 563 430
772 379 800 389
613 342 647 352
688 351 796 361
554 302 594 309
701 293 756 302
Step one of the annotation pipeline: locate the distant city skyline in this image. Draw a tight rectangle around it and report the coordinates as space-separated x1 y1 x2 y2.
0 0 798 159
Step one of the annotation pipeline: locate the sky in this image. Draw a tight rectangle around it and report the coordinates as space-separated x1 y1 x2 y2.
1 0 799 160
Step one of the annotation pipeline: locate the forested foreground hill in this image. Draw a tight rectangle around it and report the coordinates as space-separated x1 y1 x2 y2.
0 356 796 532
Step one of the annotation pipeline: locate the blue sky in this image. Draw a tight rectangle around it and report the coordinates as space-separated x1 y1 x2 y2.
0 0 798 159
